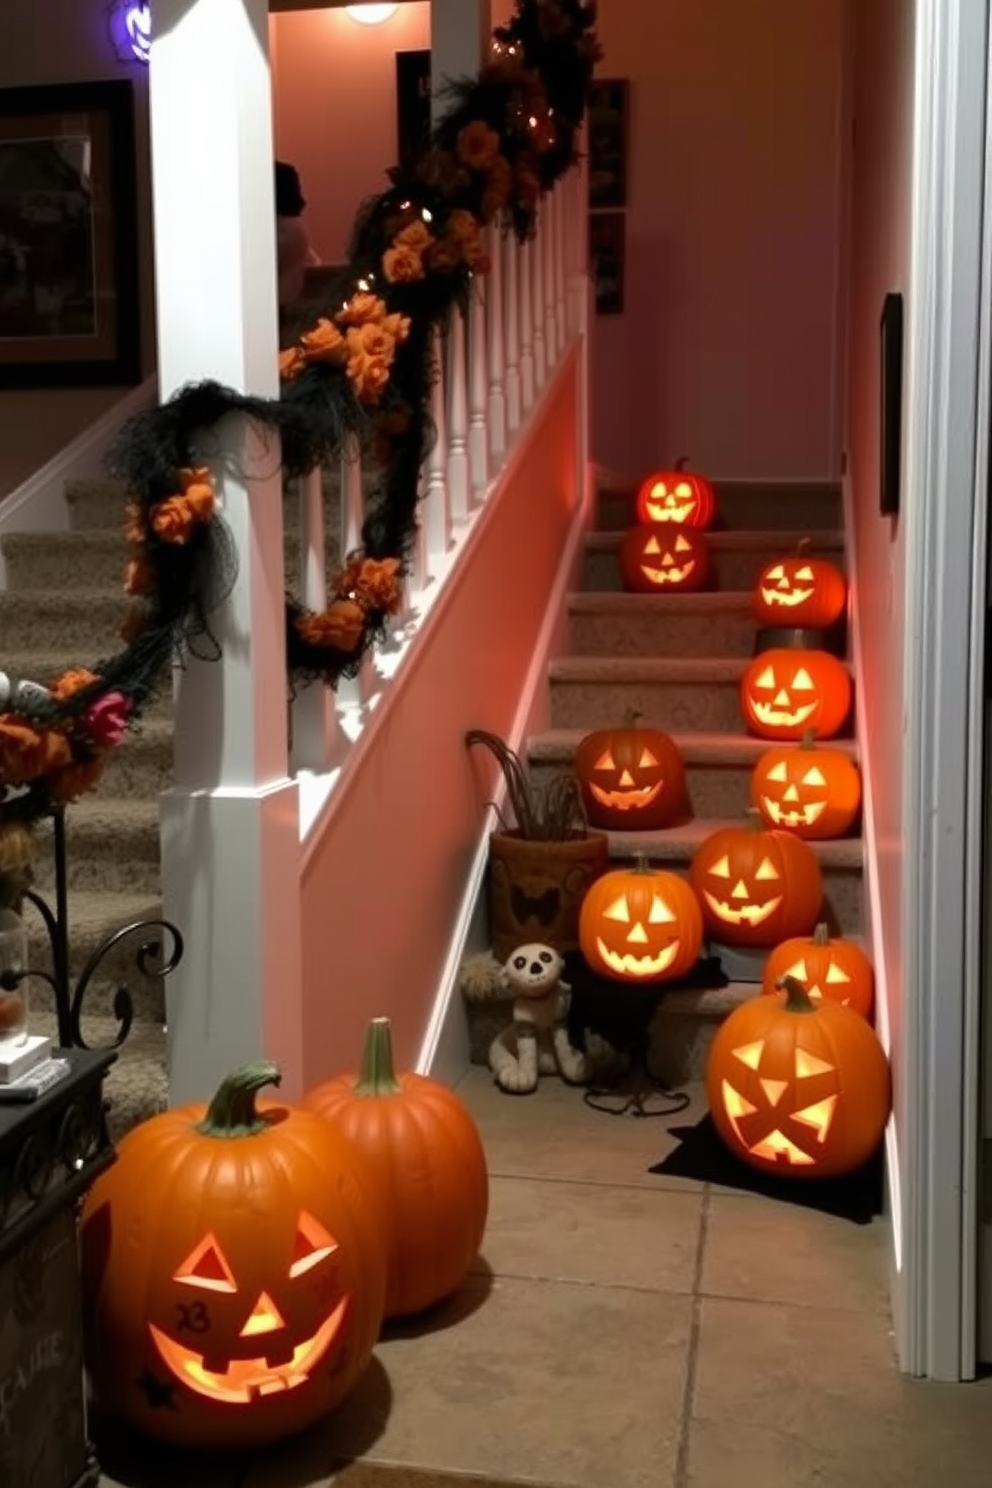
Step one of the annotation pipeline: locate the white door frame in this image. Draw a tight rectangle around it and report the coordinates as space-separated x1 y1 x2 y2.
901 0 990 1381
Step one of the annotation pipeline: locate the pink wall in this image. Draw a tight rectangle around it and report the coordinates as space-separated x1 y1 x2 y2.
843 0 915 1118
591 0 846 480
296 356 581 1084
0 2 156 498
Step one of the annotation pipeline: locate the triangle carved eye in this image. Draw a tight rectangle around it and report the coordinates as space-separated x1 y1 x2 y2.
602 895 630 923
638 747 659 767
174 1235 238 1292
595 749 616 771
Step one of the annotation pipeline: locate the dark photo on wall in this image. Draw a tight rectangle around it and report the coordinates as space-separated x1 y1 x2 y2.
588 78 629 209
396 50 432 169
589 211 626 315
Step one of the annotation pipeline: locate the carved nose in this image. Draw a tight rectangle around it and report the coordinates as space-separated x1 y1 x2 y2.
619 770 634 786
774 690 792 706
240 1292 285 1337
627 922 648 944
783 785 800 802
731 880 749 900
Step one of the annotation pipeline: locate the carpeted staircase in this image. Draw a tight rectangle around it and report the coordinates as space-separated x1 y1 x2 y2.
464 474 860 1078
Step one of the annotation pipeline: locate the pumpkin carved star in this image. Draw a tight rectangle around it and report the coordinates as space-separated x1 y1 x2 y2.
619 526 711 594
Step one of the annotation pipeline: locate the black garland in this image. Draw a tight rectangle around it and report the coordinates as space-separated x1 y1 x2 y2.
0 0 600 826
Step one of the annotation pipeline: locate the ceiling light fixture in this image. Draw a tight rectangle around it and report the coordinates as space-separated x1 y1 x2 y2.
346 4 399 23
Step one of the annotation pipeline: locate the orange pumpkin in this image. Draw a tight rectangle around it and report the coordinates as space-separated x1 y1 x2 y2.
634 459 716 529
762 923 875 1020
304 1018 488 1320
749 731 862 839
573 711 686 830
740 648 852 741
707 976 891 1178
753 540 848 629
80 1064 387 1448
688 810 823 947
619 525 711 594
579 855 703 983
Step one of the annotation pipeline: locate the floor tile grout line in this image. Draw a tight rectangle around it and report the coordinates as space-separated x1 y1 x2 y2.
485 1166 706 1195
466 1265 702 1298
673 1183 710 1488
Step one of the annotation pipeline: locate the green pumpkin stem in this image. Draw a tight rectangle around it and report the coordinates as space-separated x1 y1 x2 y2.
776 974 818 1014
621 707 644 730
812 922 831 946
800 729 817 749
630 851 655 875
196 1062 281 1138
354 1017 402 1097
745 807 765 832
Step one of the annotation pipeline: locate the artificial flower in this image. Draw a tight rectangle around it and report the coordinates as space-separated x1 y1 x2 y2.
0 718 71 785
394 220 433 253
347 352 392 404
46 758 104 804
179 479 215 524
124 557 154 597
336 556 403 615
337 293 387 327
124 501 146 545
456 120 501 173
83 691 132 749
299 318 348 367
381 311 411 344
178 466 211 492
345 321 397 363
296 599 366 653
50 668 100 702
279 346 306 381
382 244 427 284
150 495 197 545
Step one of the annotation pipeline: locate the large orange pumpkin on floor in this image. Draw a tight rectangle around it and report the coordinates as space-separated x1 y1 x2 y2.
753 540 848 629
304 1019 489 1320
749 731 862 839
619 525 711 593
740 648 852 741
762 923 875 1021
634 459 716 529
80 1064 387 1449
573 711 687 830
706 977 891 1178
688 810 823 947
579 855 703 982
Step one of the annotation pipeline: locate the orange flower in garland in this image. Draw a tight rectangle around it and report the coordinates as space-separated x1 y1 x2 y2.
47 757 105 805
299 318 349 369
335 556 403 615
0 717 70 786
124 501 147 544
124 557 154 597
150 495 198 545
50 668 100 702
278 346 306 381
394 220 434 254
337 293 387 328
383 242 427 285
297 599 366 653
456 120 502 173
136 466 218 546
446 210 489 271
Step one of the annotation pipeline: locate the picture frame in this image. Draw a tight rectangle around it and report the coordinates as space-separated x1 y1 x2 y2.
589 211 626 315
396 50 432 171
879 291 904 517
588 78 629 209
0 79 141 391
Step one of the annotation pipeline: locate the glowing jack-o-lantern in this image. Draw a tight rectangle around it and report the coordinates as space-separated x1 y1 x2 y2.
80 1063 387 1449
634 459 716 529
579 855 703 983
573 711 686 830
706 976 891 1178
619 525 711 594
749 731 862 839
762 922 875 1021
740 648 852 741
753 540 848 629
688 810 823 948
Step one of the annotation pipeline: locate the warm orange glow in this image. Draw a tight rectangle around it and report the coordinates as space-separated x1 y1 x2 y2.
721 1080 758 1145
174 1235 238 1293
240 1292 286 1337
748 1130 816 1165
760 1078 788 1105
590 780 665 811
795 1048 834 1078
594 937 680 979
732 1040 765 1071
290 1212 339 1278
792 1094 838 1143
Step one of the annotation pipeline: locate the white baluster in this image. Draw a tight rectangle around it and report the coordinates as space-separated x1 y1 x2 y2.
336 438 375 724
468 274 489 498
544 188 558 366
554 183 568 354
519 238 535 411
291 466 339 771
424 321 451 575
503 231 522 436
486 226 507 468
447 305 470 525
531 215 547 390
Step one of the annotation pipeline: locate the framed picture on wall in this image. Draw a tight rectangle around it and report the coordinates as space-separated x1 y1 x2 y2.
0 79 141 390
396 50 432 169
589 211 626 315
588 78 630 209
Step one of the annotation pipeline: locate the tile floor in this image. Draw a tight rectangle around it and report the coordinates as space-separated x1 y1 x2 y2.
97 1068 992 1488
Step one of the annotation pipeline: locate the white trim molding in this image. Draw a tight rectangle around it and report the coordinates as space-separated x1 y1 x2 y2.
901 0 990 1381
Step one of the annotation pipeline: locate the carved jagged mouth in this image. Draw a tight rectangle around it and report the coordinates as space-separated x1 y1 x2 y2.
761 798 826 827
751 700 818 728
760 586 814 608
640 562 695 585
590 781 664 810
148 1297 348 1405
595 937 679 979
645 503 693 524
703 893 783 928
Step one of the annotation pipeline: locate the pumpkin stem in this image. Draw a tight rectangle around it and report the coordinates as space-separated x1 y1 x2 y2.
675 455 689 472
800 729 818 749
745 807 765 832
621 707 644 729
796 537 812 555
812 922 831 946
630 851 654 875
354 1017 402 1097
196 1062 281 1138
776 974 818 1014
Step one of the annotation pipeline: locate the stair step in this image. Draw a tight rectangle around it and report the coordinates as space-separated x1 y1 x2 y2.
63 470 365 535
96 716 174 796
569 590 760 657
31 1008 168 1143
0 588 131 653
31 798 160 897
583 528 846 592
0 649 173 718
596 477 843 533
528 727 859 821
23 889 166 1025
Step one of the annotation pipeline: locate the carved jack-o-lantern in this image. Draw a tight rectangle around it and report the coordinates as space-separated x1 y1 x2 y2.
749 732 862 839
619 526 711 594
688 810 823 948
762 923 875 1021
753 541 848 629
706 977 891 1178
740 648 852 741
579 856 703 983
573 712 686 830
634 459 716 529
80 1064 388 1448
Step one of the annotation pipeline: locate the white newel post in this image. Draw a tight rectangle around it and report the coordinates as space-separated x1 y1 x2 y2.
149 0 303 1103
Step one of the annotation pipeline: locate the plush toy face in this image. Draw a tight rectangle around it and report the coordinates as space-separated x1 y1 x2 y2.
754 555 847 629
740 649 852 742
619 526 711 594
579 865 703 983
689 820 823 948
750 742 861 839
634 469 715 528
503 944 563 1000
573 722 686 831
